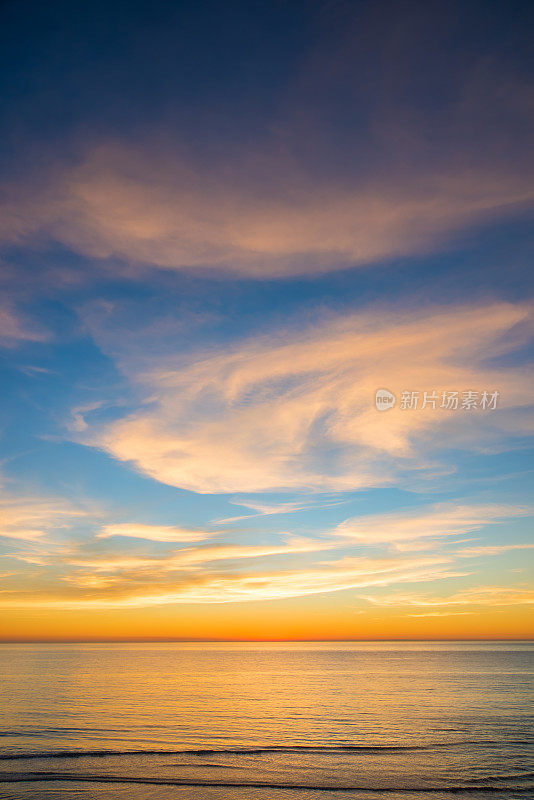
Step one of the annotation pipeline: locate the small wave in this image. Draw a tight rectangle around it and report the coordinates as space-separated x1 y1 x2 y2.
0 746 419 760
0 773 532 792
0 739 530 761
462 771 534 783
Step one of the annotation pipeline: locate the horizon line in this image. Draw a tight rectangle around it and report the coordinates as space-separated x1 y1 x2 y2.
1 637 532 644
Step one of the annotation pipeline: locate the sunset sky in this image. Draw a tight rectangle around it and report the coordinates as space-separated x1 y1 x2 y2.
0 0 533 640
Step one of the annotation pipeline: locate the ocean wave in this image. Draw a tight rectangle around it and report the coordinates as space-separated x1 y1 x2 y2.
0 772 532 792
1 740 530 761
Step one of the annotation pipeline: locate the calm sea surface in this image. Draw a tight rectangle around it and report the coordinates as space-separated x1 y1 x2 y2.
0 641 532 800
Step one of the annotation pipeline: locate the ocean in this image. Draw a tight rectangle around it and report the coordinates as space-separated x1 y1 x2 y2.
0 641 532 799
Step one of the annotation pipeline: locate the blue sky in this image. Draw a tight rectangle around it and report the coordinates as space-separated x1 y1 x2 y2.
0 0 533 638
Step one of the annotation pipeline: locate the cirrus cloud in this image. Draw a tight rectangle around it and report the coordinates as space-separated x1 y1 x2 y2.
0 494 88 542
81 300 534 494
1 138 533 278
97 523 214 543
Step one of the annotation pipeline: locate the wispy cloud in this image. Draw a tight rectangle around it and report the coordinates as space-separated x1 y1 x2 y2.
1 122 533 278
68 402 105 433
406 611 476 618
0 552 463 608
456 543 534 557
335 503 530 546
1 499 529 610
361 586 534 608
0 494 87 542
2 0 533 282
0 304 47 348
81 301 533 493
65 536 335 572
97 523 213 543
214 497 346 524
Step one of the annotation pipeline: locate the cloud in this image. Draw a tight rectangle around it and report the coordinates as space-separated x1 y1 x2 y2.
1 127 533 279
214 496 346 524
65 536 335 572
0 494 87 542
83 301 533 493
1 0 533 280
335 503 530 545
68 402 105 433
0 551 462 608
456 543 534 557
361 586 534 608
0 304 47 348
97 523 213 543
1 501 527 609
406 611 476 618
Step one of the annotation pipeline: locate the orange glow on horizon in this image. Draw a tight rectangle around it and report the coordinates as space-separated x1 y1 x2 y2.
2 601 532 643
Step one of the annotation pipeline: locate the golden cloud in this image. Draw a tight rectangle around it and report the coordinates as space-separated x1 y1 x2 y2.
82 301 533 493
1 499 528 610
0 495 88 542
335 503 530 545
97 523 214 543
361 586 534 608
0 552 464 608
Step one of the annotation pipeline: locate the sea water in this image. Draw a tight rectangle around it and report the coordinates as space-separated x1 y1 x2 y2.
0 641 532 799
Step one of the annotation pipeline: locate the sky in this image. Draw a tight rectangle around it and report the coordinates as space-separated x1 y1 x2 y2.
0 0 533 641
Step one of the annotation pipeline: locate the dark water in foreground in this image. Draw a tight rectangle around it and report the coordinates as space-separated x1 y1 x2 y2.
0 641 532 800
